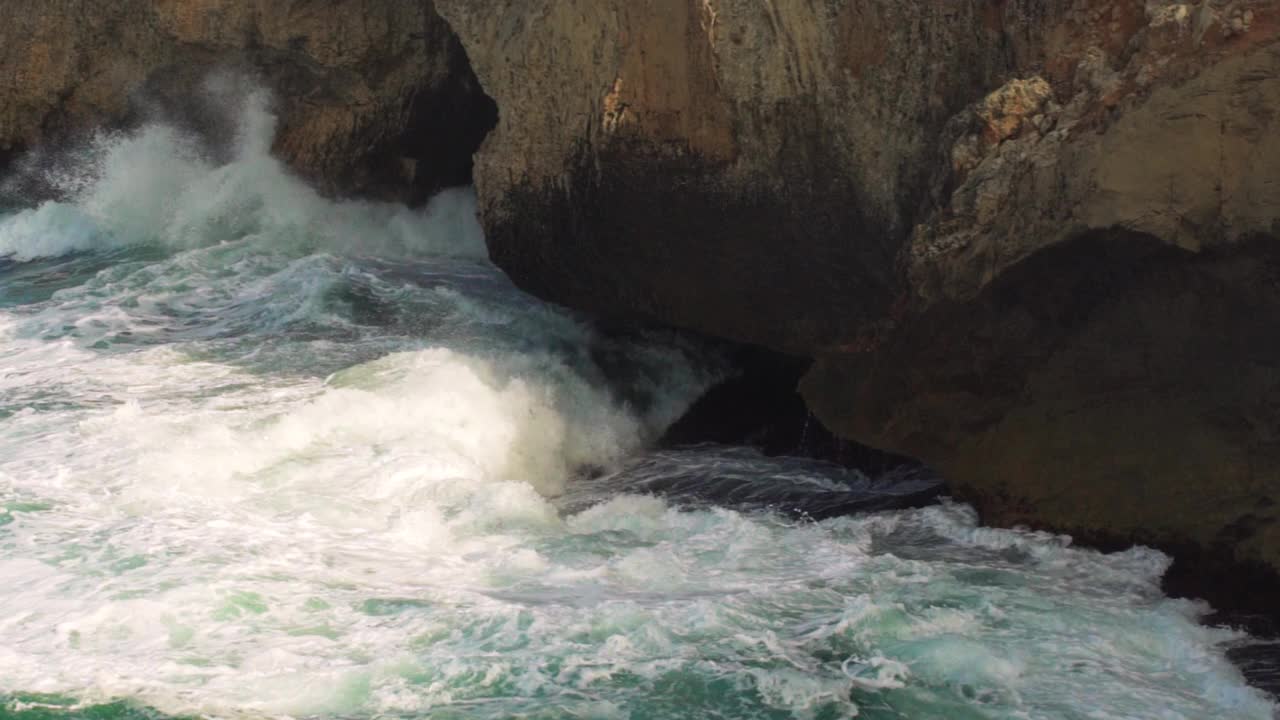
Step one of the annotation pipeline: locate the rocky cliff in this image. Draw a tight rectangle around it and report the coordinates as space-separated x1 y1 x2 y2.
432 0 1035 352
432 0 1280 609
0 0 494 201
802 2 1280 607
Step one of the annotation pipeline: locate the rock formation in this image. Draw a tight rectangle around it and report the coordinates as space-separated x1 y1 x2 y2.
803 1 1280 608
432 0 1035 352
434 0 1280 610
0 0 494 201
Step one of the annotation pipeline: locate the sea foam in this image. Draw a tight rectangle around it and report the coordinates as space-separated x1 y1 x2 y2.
0 84 485 262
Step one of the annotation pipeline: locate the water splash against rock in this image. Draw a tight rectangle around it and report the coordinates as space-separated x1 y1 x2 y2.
0 81 1272 720
1 82 487 262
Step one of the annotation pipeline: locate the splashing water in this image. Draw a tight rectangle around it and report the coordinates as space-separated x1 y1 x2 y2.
0 87 1273 720
0 88 485 263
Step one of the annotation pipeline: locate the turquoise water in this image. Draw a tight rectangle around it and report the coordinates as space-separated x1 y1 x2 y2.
0 88 1273 720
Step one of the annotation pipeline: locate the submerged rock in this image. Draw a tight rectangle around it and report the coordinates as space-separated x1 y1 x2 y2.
559 445 943 521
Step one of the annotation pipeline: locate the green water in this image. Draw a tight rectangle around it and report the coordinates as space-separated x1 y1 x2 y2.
0 696 187 720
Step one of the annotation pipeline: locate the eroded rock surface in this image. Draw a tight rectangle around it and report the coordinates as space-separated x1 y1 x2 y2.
435 0 1280 609
3 0 1280 609
0 0 494 200
802 0 1280 609
433 0 1033 352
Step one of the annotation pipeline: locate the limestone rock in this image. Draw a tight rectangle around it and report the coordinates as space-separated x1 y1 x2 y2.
432 0 1027 352
4 0 1280 611
437 0 1280 609
975 77 1054 147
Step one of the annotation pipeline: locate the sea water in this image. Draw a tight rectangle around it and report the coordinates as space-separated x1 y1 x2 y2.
0 87 1272 720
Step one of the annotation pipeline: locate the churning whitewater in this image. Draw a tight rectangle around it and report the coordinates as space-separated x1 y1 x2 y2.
0 88 1273 720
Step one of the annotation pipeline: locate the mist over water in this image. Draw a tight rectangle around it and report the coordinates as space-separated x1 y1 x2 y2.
0 85 1273 720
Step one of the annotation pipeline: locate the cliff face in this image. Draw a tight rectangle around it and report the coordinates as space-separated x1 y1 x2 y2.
0 0 494 201
432 0 1034 352
433 0 1280 606
802 4 1280 600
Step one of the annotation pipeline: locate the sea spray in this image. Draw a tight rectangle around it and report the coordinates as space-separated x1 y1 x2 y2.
0 82 486 262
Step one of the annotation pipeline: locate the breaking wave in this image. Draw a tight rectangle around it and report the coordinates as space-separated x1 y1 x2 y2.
0 83 1272 720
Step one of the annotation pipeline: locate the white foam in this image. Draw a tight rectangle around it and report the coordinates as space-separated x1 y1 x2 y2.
0 85 486 262
0 202 104 260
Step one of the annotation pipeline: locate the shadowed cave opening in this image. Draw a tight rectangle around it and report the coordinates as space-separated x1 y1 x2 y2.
579 324 945 522
659 342 925 475
399 49 499 203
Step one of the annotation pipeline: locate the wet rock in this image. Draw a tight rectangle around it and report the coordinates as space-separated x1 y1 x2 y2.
5 0 1280 615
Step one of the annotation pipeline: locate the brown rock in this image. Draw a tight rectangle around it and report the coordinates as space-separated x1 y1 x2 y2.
803 11 1280 611
975 77 1054 147
432 0 1026 353
911 41 1280 304
0 0 495 201
4 0 1279 611
434 0 1280 609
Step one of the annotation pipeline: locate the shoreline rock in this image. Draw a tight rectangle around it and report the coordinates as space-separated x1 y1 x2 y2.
435 0 1280 614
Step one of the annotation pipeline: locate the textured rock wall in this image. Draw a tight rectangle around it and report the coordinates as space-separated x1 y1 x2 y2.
909 3 1280 303
435 0 1280 609
0 0 494 201
801 1 1280 608
433 0 1029 352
